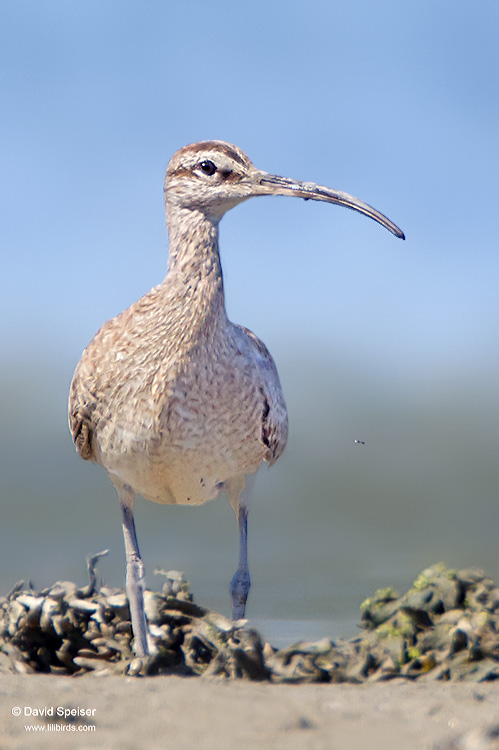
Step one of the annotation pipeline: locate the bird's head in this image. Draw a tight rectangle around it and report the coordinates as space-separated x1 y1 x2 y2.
165 141 265 221
164 140 404 239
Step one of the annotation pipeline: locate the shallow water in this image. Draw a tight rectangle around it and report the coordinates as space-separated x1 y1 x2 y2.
250 617 361 649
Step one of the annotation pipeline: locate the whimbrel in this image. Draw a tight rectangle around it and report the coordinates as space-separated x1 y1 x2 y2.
69 141 404 657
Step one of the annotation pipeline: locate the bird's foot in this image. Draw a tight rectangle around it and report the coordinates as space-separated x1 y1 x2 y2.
126 647 176 677
229 569 251 620
127 656 146 676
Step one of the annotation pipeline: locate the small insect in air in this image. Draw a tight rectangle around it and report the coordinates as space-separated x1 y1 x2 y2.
354 439 366 445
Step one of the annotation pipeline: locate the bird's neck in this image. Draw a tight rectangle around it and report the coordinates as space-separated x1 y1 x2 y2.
164 205 227 325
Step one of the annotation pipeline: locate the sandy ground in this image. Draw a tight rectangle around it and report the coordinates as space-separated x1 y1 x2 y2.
1 674 498 750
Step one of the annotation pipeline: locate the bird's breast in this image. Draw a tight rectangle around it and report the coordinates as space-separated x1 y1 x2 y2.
96 336 281 506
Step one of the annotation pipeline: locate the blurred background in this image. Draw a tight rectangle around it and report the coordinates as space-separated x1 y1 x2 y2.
1 1 498 646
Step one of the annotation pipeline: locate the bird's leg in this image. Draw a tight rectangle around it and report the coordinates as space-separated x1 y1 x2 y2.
229 499 250 620
118 485 149 657
227 475 254 620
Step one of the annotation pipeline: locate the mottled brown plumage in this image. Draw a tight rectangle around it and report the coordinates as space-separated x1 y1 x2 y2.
69 286 287 506
69 140 404 657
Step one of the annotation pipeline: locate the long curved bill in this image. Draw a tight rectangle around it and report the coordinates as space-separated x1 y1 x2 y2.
256 172 405 240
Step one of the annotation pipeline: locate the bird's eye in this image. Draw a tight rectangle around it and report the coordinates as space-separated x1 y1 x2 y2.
199 160 217 176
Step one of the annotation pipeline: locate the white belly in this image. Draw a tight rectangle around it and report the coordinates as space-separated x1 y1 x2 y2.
96 366 268 505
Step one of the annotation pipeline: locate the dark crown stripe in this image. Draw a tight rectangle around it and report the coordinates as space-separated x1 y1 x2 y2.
179 141 248 167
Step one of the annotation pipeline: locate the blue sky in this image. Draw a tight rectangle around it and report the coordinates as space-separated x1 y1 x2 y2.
1 1 499 623
2 0 498 374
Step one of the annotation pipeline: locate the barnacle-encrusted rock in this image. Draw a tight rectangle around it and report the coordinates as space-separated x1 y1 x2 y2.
1 559 499 682
358 563 499 682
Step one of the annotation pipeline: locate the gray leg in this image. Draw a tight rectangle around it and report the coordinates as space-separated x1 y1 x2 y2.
229 500 251 619
118 485 149 657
